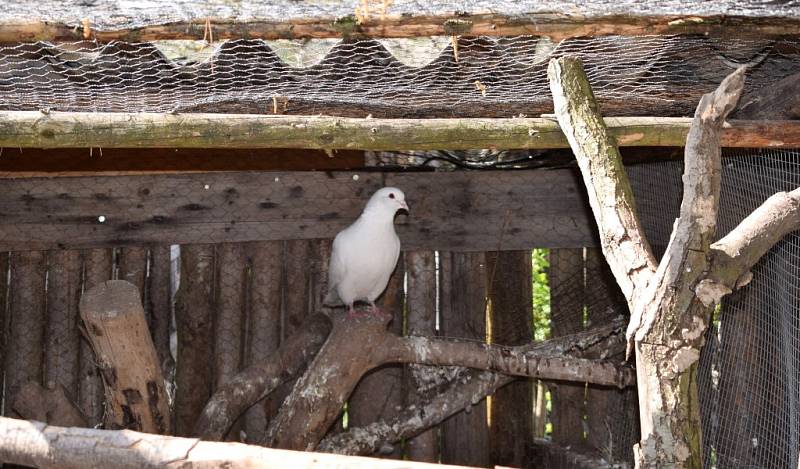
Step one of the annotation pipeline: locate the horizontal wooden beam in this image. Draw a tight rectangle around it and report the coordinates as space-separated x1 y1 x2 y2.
1 112 798 150
0 169 597 251
1 13 798 43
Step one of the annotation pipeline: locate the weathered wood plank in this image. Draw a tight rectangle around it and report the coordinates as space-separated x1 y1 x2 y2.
0 169 596 251
80 249 113 427
0 252 7 413
348 257 405 458
1 112 799 149
549 248 587 450
0 12 796 43
117 247 148 322
487 250 533 467
174 244 215 436
243 241 283 444
404 250 439 463
439 251 489 467
44 250 82 401
3 251 47 418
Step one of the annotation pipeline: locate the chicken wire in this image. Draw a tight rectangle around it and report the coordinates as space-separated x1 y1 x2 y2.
629 149 800 469
0 35 797 118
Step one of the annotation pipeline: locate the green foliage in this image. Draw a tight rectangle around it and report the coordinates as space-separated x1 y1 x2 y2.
532 249 552 342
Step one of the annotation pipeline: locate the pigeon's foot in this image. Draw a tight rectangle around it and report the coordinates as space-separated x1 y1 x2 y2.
368 305 393 321
346 307 371 320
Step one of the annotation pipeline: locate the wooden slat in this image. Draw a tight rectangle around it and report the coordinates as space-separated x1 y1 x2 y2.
0 252 7 412
440 251 489 467
44 250 82 401
3 251 47 417
0 169 596 251
80 248 113 427
147 246 174 383
404 250 439 463
2 112 799 150
487 250 533 467
548 248 587 450
348 256 405 458
174 244 215 436
243 241 283 444
283 240 314 338
117 247 148 323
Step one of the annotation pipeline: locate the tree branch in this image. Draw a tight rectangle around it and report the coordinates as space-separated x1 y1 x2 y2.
194 313 331 441
701 187 800 303
547 57 658 316
319 319 629 455
0 416 459 469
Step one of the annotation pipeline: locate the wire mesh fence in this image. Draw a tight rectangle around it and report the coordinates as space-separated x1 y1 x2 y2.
0 35 797 119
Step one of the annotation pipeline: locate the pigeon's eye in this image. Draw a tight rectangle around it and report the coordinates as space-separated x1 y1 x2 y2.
389 193 395 199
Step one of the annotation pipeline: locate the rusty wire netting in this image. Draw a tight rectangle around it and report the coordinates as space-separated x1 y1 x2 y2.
0 35 797 120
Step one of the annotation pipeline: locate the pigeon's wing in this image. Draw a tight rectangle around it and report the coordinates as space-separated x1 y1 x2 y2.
323 232 348 306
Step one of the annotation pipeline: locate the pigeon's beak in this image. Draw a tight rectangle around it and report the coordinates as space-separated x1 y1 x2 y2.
399 200 409 212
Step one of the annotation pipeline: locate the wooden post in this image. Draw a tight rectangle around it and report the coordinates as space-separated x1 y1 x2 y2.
44 250 82 402
283 240 313 338
214 243 248 440
405 251 439 463
147 246 174 383
583 248 638 465
4 252 47 419
243 241 283 444
487 250 533 467
549 248 587 450
174 244 215 436
439 252 489 467
79 280 171 434
80 249 113 427
348 257 405 457
117 247 148 322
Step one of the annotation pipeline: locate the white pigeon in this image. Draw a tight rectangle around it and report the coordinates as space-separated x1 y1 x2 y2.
324 187 408 316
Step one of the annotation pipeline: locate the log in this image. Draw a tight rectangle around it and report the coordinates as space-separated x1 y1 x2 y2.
0 416 465 469
0 169 597 252
4 251 47 418
242 241 283 444
79 248 113 427
0 12 797 43
404 251 439 462
44 249 82 400
79 280 171 434
733 71 800 120
486 250 533 467
174 244 215 436
2 111 799 150
439 252 489 467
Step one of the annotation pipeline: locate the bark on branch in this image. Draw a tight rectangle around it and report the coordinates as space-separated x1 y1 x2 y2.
0 416 459 469
319 319 628 455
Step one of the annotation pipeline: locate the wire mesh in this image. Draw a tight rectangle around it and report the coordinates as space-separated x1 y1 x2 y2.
630 150 800 469
0 35 797 118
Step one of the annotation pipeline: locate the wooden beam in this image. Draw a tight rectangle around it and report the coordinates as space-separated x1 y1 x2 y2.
1 13 798 43
0 169 597 251
0 112 799 150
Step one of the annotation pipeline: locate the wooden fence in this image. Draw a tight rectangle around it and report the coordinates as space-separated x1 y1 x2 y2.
0 241 637 468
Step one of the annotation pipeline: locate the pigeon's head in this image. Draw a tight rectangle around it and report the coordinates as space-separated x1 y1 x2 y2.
365 187 409 217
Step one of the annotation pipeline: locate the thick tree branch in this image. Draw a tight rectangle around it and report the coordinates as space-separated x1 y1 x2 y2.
702 187 800 302
733 70 800 120
547 56 658 316
0 417 457 469
194 313 331 440
319 319 628 455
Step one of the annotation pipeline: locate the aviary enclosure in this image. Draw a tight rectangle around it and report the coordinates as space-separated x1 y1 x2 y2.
0 2 799 469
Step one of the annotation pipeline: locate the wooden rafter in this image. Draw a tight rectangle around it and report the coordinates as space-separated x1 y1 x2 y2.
1 112 799 150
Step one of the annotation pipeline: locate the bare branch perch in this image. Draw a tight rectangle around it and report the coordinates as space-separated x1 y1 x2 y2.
194 313 331 440
547 56 657 313
0 417 460 469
